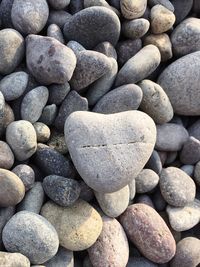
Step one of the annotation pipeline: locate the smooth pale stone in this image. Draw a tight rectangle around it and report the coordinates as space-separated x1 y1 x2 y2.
94 185 129 217
167 199 200 231
135 169 159 193
0 252 30 267
155 123 189 151
157 52 200 116
138 80 173 124
120 0 147 19
115 45 161 87
41 200 103 251
33 122 50 143
65 111 156 193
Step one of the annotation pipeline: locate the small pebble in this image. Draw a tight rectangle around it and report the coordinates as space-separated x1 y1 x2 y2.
94 41 117 60
33 122 51 143
39 104 58 126
12 164 35 191
181 164 194 176
48 82 70 105
47 10 72 28
122 19 150 40
47 24 65 44
120 0 147 19
135 169 159 193
145 150 162 174
44 247 74 267
48 0 70 10
148 0 174 12
180 136 200 165
0 141 14 169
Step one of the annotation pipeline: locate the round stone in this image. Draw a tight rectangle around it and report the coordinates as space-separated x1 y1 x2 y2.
26 35 77 85
0 71 28 101
33 122 50 143
88 216 129 267
63 7 120 49
41 200 103 251
181 164 194 176
136 194 155 209
43 175 81 206
12 164 35 191
0 169 25 207
2 211 59 264
135 169 159 193
6 120 37 161
11 0 49 35
0 141 14 169
67 40 85 57
120 203 176 264
122 19 149 40
120 0 147 19
180 136 200 165
21 86 49 123
148 0 174 12
0 252 30 267
160 167 196 207
0 29 24 75
65 111 156 193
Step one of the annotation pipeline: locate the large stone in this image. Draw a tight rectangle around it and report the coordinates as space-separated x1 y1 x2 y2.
0 252 30 267
65 111 156 193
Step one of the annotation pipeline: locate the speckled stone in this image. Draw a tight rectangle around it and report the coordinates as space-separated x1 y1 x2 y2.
47 130 68 154
26 35 76 85
70 50 111 91
122 19 150 40
41 200 103 251
63 7 120 49
94 185 129 217
180 136 200 165
152 189 167 212
167 199 200 231
39 104 58 126
65 111 156 193
33 122 50 143
94 41 117 60
0 141 14 169
47 10 72 28
34 144 76 178
12 164 35 191
155 123 189 151
48 0 70 9
47 24 65 44
21 86 49 123
0 0 14 28
11 0 49 35
120 203 176 264
44 247 74 267
2 211 59 264
55 90 88 131
120 0 147 19
148 0 174 12
88 216 129 267
115 45 161 87
43 175 81 206
171 0 193 24
67 40 85 57
170 237 200 267
0 252 30 267
188 119 200 141
0 207 15 249
145 150 162 174
48 82 70 105
0 71 28 101
138 80 173 124
0 29 24 75
157 51 200 116
150 5 175 34
135 169 159 193
93 84 143 114
160 167 196 207
17 182 45 214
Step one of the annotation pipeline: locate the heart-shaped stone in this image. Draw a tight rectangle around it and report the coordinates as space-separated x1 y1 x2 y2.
65 111 156 193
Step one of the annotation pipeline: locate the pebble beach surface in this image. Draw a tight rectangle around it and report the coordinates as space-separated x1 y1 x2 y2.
0 0 200 266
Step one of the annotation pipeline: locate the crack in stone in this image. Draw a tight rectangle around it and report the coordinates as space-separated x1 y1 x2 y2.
81 141 143 148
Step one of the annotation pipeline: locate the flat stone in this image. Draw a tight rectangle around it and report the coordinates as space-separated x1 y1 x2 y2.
43 175 81 206
6 120 37 161
88 216 129 267
160 167 196 207
93 84 143 114
41 200 103 251
115 45 161 87
0 252 30 267
0 141 14 169
120 0 147 19
180 136 200 165
122 19 150 39
120 203 176 264
33 122 50 143
2 211 59 264
65 111 156 193
135 169 159 193
48 82 70 105
12 164 35 191
63 7 120 49
44 247 73 267
26 35 76 85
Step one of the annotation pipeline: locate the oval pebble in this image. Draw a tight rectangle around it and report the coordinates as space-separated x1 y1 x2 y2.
122 19 150 40
120 0 147 19
44 247 73 267
47 10 72 28
135 169 159 193
48 0 70 9
0 252 30 267
47 24 65 44
148 0 174 12
145 150 162 175
12 164 35 191
94 41 117 60
0 141 14 170
180 136 200 165
48 82 70 105
127 257 158 267
33 122 50 143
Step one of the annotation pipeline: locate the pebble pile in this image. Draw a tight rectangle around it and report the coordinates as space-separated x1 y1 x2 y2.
0 0 199 266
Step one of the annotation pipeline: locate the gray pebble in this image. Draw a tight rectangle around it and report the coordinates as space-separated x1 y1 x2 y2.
0 252 30 267
116 39 142 67
158 52 200 115
152 189 166 211
17 182 45 214
47 24 65 44
0 103 14 137
93 84 142 114
120 0 147 19
2 211 59 264
165 151 177 165
47 130 68 154
148 0 174 12
171 0 193 24
67 41 85 57
11 0 49 35
0 71 28 101
135 169 159 193
6 120 37 161
129 178 136 201
136 194 155 209
0 29 24 75
26 35 76 85
0 206 15 249
21 86 49 123
33 122 51 143
94 41 117 60
12 164 35 191
34 144 76 178
180 136 200 165
44 247 73 267
181 165 194 176
63 7 120 49
122 19 150 40
145 150 162 175
155 123 189 151
86 58 118 106
193 0 200 14
70 50 111 91
43 175 81 206
94 185 129 217
0 91 5 129
127 257 158 267
48 0 70 9
0 141 14 169
79 180 94 202
55 90 88 131
115 45 161 87
109 0 120 9
138 79 173 124
194 161 200 185
48 82 70 105
39 104 58 126
160 167 196 207
48 10 72 28
188 119 200 141
0 0 14 28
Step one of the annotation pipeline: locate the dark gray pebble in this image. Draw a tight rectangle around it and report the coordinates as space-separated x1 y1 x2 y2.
48 82 70 105
12 164 35 191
